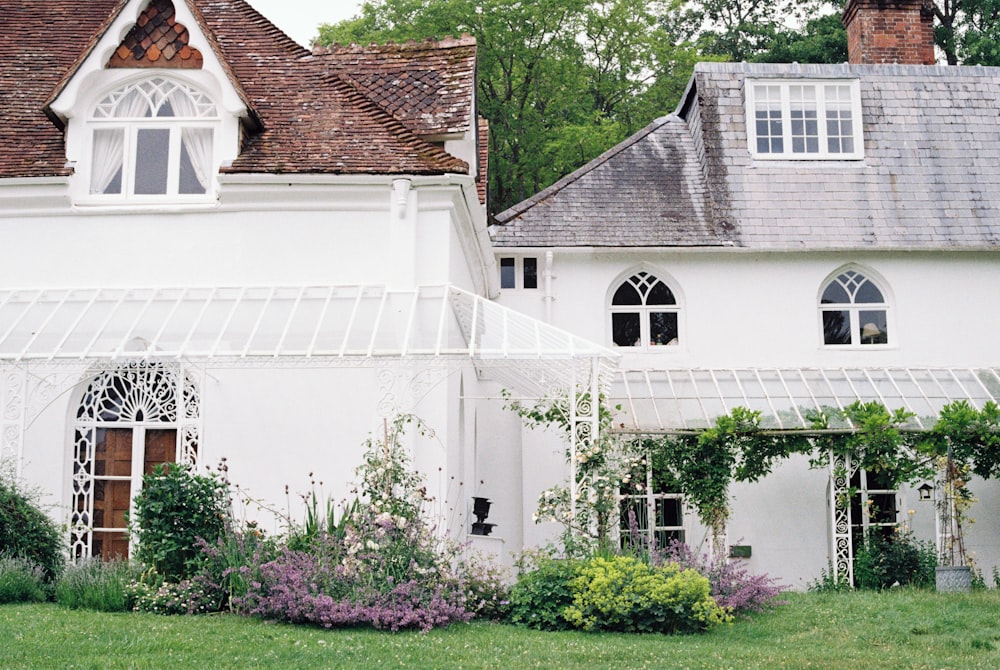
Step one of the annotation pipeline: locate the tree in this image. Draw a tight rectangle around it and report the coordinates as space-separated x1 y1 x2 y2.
753 12 848 64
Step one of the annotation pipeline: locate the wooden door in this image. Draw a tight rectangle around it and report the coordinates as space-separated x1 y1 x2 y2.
91 427 177 561
93 429 132 561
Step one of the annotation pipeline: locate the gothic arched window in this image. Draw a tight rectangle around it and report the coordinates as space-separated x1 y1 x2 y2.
610 272 680 348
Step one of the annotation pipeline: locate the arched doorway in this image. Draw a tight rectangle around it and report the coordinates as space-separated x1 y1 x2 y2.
70 361 200 560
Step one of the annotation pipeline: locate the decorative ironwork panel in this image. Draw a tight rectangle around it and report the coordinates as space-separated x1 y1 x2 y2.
1 366 26 466
70 428 95 560
829 451 856 585
77 361 179 423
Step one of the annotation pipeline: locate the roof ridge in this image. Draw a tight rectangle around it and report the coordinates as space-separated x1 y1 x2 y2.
495 116 678 224
312 33 476 55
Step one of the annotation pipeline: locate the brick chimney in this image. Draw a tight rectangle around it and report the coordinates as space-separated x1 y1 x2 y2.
842 0 935 65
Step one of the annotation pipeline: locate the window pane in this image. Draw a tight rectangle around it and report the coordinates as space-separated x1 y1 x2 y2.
612 313 641 346
646 280 676 305
854 278 884 303
821 282 850 304
179 127 212 194
90 128 124 195
825 85 855 154
656 498 682 527
649 312 678 346
612 282 642 306
858 310 887 344
789 86 818 154
522 257 538 289
754 85 783 154
134 128 170 194
823 310 851 345
178 139 206 194
499 258 515 289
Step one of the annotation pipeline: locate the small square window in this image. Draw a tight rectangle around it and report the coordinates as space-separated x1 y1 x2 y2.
498 257 539 290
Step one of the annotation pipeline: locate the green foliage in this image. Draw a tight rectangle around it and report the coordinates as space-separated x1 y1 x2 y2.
54 559 140 612
0 467 64 582
129 463 229 581
506 392 635 551
753 12 847 64
356 415 430 521
651 407 809 556
808 401 932 489
128 569 220 615
0 554 47 604
924 400 1000 480
807 563 852 593
507 557 580 630
853 529 936 590
564 555 730 633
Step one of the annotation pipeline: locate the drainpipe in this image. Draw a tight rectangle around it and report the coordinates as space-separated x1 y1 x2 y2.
543 250 554 323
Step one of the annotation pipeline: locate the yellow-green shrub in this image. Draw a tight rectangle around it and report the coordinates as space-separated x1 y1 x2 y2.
563 555 730 633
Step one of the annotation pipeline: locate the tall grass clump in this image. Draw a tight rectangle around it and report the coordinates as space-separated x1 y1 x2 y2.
55 560 139 611
0 554 47 604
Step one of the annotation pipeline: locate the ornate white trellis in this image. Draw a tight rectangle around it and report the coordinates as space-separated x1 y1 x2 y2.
829 451 857 586
69 360 202 560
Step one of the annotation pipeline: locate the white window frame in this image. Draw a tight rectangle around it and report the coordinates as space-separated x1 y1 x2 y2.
608 271 681 350
498 256 539 290
85 77 220 204
746 78 863 160
818 267 892 348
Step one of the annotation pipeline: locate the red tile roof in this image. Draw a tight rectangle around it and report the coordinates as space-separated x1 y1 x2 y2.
314 36 477 138
0 0 473 178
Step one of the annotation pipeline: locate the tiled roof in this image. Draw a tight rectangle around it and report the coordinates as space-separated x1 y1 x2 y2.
313 36 477 138
476 115 489 205
493 116 722 247
0 0 471 179
496 60 1000 250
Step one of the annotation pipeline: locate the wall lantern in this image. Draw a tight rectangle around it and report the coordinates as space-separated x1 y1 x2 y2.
918 483 933 501
471 497 496 536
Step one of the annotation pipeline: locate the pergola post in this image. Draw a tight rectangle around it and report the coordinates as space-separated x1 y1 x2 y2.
830 450 855 585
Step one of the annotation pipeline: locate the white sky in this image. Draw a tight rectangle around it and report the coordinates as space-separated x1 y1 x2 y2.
246 0 364 47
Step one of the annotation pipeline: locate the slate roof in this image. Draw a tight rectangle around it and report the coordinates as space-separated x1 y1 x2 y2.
493 116 722 247
0 0 473 179
495 61 1000 250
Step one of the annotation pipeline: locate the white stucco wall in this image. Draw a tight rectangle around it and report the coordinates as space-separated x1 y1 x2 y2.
494 246 1000 585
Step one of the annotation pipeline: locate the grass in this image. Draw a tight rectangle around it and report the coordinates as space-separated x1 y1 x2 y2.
3 590 1000 669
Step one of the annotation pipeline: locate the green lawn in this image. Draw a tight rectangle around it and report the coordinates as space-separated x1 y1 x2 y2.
4 590 1000 669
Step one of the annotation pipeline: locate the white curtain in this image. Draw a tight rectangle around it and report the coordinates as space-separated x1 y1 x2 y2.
90 88 149 194
169 88 214 193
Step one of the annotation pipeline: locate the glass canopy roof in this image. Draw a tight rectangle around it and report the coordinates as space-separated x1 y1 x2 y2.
613 368 1000 432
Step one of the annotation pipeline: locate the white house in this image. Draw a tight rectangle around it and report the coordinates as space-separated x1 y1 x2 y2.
494 0 1000 584
4 0 1000 588
0 0 614 566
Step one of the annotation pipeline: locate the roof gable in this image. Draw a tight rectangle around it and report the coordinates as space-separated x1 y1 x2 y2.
108 0 203 68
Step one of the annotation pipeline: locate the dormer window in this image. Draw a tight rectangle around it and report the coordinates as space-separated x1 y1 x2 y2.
746 79 863 160
89 77 218 199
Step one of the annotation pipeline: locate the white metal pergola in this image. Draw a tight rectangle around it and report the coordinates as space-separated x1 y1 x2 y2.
0 284 619 554
609 366 1000 583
